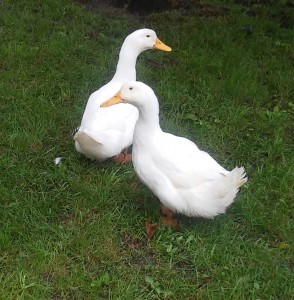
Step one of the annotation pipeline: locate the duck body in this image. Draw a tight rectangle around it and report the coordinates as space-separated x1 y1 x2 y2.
132 130 245 218
74 29 171 161
101 81 247 218
75 81 138 160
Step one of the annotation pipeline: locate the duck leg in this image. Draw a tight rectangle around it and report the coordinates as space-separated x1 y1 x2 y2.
160 204 178 228
113 147 132 164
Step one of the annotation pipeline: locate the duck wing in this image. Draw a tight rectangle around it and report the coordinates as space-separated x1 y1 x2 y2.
79 81 138 145
152 132 228 190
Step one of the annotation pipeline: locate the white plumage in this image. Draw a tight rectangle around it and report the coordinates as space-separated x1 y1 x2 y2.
74 29 171 161
101 81 247 218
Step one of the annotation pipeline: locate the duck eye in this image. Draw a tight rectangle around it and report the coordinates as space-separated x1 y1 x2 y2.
146 35 150 38
129 87 133 90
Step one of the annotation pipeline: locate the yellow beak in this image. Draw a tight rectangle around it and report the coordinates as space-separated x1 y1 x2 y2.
100 92 123 107
153 38 172 52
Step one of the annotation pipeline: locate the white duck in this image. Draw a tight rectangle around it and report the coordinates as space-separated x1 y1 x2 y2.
101 81 247 223
74 29 171 163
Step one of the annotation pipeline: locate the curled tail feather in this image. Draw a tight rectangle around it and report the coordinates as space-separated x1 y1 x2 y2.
218 166 247 208
178 166 247 218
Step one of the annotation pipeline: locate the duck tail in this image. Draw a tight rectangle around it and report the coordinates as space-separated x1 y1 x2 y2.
74 131 102 159
182 167 247 219
231 166 248 187
219 166 247 208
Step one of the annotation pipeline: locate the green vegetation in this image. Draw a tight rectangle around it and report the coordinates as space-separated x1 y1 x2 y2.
1 0 293 298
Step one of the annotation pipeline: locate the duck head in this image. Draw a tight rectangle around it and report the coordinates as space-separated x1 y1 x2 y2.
126 29 172 52
101 81 157 110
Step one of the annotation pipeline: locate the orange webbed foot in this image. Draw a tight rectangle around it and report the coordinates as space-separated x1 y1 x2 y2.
113 153 132 164
113 148 132 164
160 204 179 228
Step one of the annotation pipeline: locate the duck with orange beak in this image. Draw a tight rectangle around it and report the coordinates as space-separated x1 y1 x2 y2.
74 29 171 163
101 81 247 225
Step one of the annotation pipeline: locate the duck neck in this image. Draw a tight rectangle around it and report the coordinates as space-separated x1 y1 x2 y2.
112 41 140 82
134 102 161 141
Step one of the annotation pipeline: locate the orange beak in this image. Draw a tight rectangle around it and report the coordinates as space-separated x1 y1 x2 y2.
100 91 123 107
153 38 172 52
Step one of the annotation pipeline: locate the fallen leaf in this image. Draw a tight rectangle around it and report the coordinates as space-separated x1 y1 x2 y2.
145 220 157 239
62 95 70 101
272 241 290 249
161 216 178 228
30 141 43 150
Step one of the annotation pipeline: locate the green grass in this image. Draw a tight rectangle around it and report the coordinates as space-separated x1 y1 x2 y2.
1 0 293 298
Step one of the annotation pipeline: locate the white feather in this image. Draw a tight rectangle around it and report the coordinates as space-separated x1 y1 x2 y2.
54 157 62 165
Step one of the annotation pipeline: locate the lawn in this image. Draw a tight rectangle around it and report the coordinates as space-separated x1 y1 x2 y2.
0 0 293 298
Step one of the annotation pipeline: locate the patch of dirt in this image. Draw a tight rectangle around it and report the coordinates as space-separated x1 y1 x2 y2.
235 0 294 29
77 0 113 11
76 0 230 18
271 10 294 29
126 0 229 17
76 0 133 18
123 234 146 249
